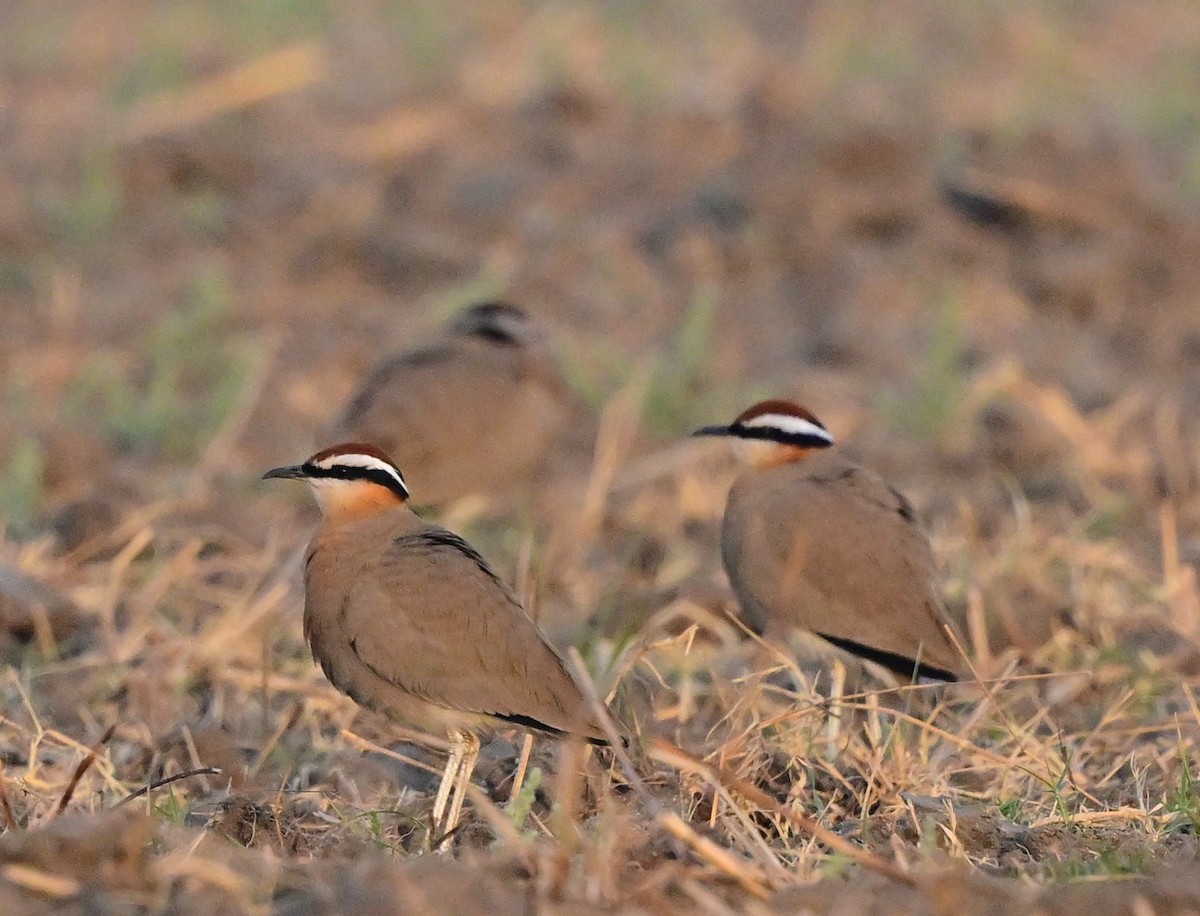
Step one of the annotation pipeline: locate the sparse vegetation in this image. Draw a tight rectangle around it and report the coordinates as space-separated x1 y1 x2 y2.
62 261 253 458
1 0 1200 912
0 436 44 534
38 149 123 253
1167 749 1200 835
642 286 720 433
880 284 969 444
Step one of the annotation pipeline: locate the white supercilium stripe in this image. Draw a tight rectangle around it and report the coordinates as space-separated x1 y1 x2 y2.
315 453 407 490
742 413 835 444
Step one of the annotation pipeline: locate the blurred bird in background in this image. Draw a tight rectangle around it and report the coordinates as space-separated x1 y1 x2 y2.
332 302 592 520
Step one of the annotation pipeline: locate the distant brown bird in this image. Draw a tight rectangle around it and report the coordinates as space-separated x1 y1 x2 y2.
694 400 968 681
263 443 609 841
332 302 582 511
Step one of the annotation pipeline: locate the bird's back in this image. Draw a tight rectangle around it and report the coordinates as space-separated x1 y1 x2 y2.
722 450 966 679
334 336 573 507
304 507 607 741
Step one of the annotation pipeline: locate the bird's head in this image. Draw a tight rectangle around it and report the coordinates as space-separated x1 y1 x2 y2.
263 443 410 517
448 301 540 347
692 399 835 468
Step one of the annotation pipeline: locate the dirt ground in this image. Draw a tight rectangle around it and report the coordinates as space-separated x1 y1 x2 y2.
2 1 1200 913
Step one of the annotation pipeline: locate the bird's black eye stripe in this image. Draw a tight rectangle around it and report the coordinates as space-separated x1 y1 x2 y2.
730 424 833 449
469 324 521 346
303 462 409 498
453 302 527 346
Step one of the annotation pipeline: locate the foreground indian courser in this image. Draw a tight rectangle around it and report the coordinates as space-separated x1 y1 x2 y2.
263 443 610 842
694 400 969 682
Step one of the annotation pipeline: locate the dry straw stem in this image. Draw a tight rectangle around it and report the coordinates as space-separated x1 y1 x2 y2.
1160 501 1200 635
0 863 81 898
462 782 533 855
648 738 915 887
61 500 181 567
0 765 16 830
763 682 1063 792
339 105 462 163
52 723 116 817
124 44 327 141
339 729 447 778
566 647 772 899
658 809 771 899
569 362 655 553
545 738 587 897
114 767 224 809
190 335 279 497
509 732 536 805
6 709 128 811
247 703 303 780
929 614 1089 792
27 593 59 660
965 361 1148 502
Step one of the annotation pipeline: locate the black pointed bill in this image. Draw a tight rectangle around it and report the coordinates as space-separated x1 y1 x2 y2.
262 465 307 480
692 424 736 437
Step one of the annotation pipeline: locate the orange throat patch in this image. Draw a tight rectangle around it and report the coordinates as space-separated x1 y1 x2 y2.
312 480 405 520
735 439 815 469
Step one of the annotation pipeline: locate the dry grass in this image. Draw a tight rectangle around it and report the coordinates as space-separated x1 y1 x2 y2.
0 410 1197 912
2 0 1200 912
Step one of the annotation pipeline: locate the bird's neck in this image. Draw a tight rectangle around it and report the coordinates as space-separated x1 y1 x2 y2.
314 482 407 522
735 439 817 469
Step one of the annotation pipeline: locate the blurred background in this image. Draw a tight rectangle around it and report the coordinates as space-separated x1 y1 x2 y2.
4 0 1199 534
1 0 1200 902
3 0 1200 659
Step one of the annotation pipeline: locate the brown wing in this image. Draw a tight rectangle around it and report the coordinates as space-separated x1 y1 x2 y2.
341 527 605 739
334 344 472 485
724 455 966 678
336 345 454 438
334 341 571 506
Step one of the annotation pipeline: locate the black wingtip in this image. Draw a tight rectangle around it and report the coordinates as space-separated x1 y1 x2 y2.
818 633 960 683
492 711 627 748
587 732 629 749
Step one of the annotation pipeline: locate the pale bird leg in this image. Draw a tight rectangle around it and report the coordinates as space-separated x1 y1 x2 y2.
430 731 465 844
443 729 482 843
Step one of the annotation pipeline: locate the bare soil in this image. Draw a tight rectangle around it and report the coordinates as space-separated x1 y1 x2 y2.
2 1 1200 913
